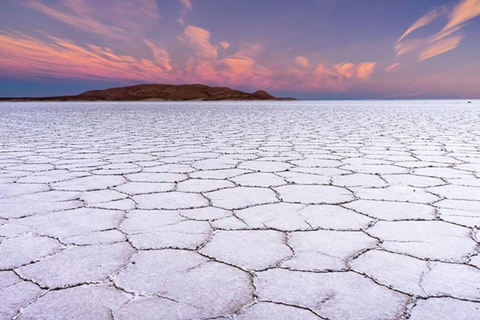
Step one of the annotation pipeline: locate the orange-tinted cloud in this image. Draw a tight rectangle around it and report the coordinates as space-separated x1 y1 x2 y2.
294 56 309 68
442 0 480 33
219 58 255 73
357 62 376 80
418 35 464 61
334 63 355 78
219 42 230 50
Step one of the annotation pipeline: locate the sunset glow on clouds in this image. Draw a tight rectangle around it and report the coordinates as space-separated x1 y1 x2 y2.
1 0 480 98
0 32 173 81
0 0 377 93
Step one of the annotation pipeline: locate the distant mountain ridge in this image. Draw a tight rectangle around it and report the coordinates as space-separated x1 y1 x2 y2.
1 84 296 101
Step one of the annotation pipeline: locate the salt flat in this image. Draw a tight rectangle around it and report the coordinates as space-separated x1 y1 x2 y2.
1 100 480 320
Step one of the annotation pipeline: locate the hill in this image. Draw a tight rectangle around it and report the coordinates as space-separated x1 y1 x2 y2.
1 84 296 101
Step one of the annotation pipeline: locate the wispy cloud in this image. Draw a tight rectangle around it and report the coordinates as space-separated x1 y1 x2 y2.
23 0 160 38
23 1 121 38
398 10 440 42
418 35 464 61
145 40 173 71
181 25 218 60
384 62 401 72
179 0 193 13
442 0 480 33
395 41 421 57
177 0 193 26
395 0 480 62
0 32 172 81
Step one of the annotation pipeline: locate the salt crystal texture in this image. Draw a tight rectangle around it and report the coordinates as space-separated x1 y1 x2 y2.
1 100 480 319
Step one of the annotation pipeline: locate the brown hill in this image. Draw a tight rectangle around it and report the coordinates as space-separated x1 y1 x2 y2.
1 84 296 101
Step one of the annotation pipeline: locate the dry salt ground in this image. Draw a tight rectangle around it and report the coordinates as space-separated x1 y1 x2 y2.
1 100 480 320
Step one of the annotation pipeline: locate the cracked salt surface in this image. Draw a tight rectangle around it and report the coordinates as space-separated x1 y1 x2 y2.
1 100 480 319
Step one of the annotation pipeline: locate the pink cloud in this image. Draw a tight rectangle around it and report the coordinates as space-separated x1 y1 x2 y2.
0 32 172 81
179 0 193 13
144 40 173 71
274 60 377 93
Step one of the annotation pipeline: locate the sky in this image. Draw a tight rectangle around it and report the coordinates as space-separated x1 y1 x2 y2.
0 0 480 99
